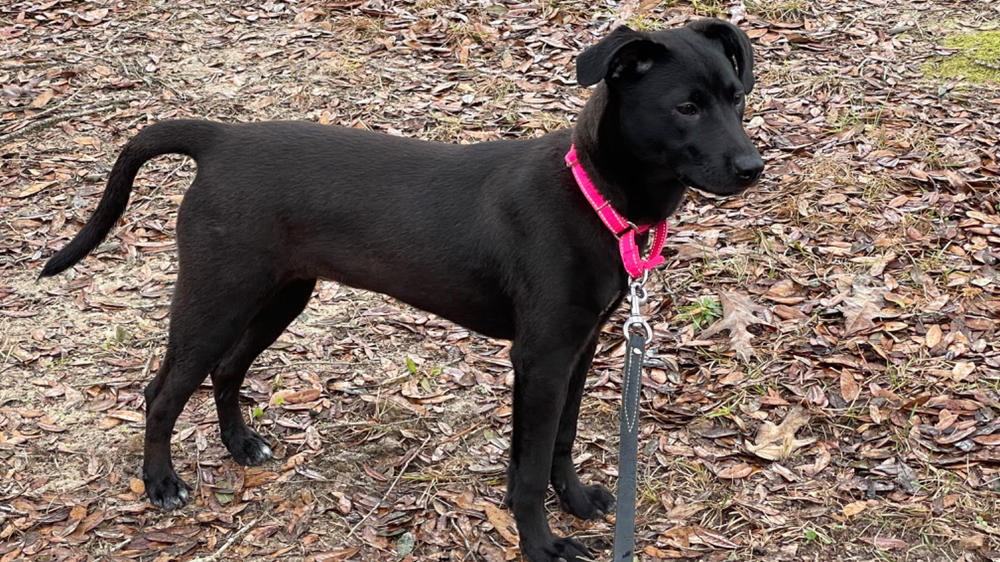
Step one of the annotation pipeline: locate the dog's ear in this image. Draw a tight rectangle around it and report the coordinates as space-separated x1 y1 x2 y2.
577 26 667 87
688 19 755 93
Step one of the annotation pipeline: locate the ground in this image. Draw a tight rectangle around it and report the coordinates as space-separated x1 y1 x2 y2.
1 0 999 561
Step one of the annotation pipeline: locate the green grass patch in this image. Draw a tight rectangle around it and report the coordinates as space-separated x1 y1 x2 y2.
924 29 1000 84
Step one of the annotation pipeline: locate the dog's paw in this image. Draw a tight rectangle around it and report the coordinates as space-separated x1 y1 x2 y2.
558 483 615 520
222 426 272 466
522 536 593 562
145 471 190 510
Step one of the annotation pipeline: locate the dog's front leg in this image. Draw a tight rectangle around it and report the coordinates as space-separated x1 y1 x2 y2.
551 337 615 520
507 310 598 562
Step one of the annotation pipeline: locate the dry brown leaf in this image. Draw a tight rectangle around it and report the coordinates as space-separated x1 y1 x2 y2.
972 434 1000 446
29 89 54 108
272 388 321 405
717 462 754 479
935 409 958 432
69 505 87 521
746 406 816 461
108 410 144 423
719 370 745 385
662 525 695 548
925 324 943 348
643 545 672 558
243 470 280 489
700 291 771 361
129 478 145 494
690 526 737 549
960 533 985 550
840 285 885 336
869 537 907 550
773 304 806 320
663 525 735 549
869 404 884 424
951 362 975 382
765 279 798 298
840 370 860 402
819 192 847 205
480 502 518 546
666 501 706 522
843 500 869 517
12 181 55 198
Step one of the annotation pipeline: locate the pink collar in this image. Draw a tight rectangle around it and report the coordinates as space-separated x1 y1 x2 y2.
565 144 668 278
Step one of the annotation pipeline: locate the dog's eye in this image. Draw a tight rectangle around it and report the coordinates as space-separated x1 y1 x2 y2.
733 92 744 105
676 103 698 116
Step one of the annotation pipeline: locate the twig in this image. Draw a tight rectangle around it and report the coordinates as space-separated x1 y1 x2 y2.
188 516 261 562
248 360 351 372
345 435 432 540
13 88 84 120
974 58 1000 71
102 537 132 556
0 100 132 144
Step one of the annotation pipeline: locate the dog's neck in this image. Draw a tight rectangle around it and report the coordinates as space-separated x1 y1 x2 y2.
571 84 687 225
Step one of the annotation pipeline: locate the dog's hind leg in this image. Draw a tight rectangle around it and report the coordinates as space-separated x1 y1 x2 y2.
550 337 615 520
211 278 316 466
142 265 276 510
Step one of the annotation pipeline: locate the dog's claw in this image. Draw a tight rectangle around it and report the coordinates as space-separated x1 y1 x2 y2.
223 427 273 466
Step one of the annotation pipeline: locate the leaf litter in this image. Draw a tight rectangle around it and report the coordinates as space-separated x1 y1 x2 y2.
2 0 1000 560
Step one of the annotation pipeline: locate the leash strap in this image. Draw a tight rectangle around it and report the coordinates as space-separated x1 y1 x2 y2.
613 277 651 561
613 328 646 561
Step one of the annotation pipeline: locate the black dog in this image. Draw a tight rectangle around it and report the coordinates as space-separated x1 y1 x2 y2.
42 19 762 562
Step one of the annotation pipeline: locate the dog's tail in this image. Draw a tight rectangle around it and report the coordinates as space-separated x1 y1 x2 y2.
40 120 221 278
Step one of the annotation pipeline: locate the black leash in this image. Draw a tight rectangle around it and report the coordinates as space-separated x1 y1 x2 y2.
613 274 652 562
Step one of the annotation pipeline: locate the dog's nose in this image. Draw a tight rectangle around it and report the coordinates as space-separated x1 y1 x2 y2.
734 154 764 184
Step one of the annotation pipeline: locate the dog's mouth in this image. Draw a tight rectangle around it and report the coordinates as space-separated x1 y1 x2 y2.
680 175 754 197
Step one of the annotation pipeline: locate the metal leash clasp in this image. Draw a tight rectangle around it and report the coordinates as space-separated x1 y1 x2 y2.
623 271 653 342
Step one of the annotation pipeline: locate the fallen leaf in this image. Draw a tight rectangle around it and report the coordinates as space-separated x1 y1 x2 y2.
819 192 848 205
925 324 943 348
869 404 884 424
243 470 279 489
746 406 816 461
272 388 321 405
840 371 860 402
700 291 771 360
480 502 518 546
935 409 958 432
717 462 754 479
666 501 706 522
843 500 869 517
869 536 907 550
689 526 738 549
69 505 87 520
29 89 54 108
840 285 885 335
972 434 1000 446
719 370 745 385
129 478 145 494
12 181 55 198
951 362 975 381
643 545 672 558
959 533 985 550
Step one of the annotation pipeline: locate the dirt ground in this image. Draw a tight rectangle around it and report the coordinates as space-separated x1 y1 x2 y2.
2 0 999 560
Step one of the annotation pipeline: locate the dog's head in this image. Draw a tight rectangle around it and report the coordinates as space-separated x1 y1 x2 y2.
577 19 763 197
